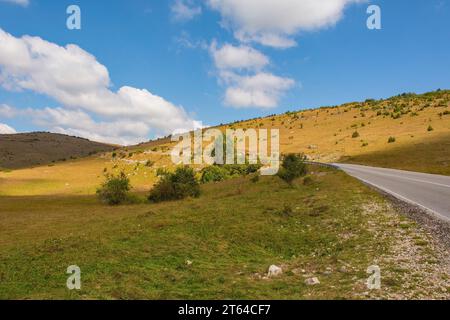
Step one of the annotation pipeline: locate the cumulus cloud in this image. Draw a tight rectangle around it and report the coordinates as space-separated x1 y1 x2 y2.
223 72 295 108
171 0 202 22
29 107 155 145
207 0 361 48
0 0 29 7
0 28 201 145
205 1 361 106
209 42 294 108
0 123 16 134
210 41 269 71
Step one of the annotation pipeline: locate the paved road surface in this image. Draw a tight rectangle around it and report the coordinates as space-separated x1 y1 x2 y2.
333 163 450 221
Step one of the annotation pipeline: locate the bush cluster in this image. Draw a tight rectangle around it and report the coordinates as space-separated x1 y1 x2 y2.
96 172 131 205
200 164 262 184
148 166 200 203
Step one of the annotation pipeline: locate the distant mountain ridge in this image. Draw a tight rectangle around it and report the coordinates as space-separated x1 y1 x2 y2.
0 132 116 169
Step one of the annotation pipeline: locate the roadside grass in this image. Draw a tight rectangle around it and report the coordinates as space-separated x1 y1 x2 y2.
1 166 447 299
340 133 450 175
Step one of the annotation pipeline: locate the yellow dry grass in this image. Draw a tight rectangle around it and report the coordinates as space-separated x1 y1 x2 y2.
138 90 450 174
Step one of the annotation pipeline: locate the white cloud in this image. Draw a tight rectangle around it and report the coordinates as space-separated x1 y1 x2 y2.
0 123 16 134
171 0 202 22
223 72 295 108
205 1 361 105
30 107 156 145
210 41 269 71
0 0 29 7
0 28 201 145
209 42 294 108
207 0 362 48
235 32 297 49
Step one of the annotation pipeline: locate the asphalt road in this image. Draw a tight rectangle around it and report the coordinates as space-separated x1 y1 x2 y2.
333 163 450 221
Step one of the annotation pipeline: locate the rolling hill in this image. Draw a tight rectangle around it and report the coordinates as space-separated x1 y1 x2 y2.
135 89 450 175
0 132 116 170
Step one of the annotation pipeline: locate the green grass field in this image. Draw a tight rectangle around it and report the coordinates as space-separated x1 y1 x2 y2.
1 166 449 299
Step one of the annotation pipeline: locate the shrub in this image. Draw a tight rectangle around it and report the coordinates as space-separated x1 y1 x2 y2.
427 125 434 132
250 174 260 183
201 165 229 183
200 163 262 184
233 163 262 175
352 131 360 138
277 154 308 185
97 171 131 205
303 176 314 186
148 166 200 203
388 136 396 143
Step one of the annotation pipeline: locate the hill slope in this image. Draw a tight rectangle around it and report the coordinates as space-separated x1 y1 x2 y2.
0 132 116 170
136 89 450 175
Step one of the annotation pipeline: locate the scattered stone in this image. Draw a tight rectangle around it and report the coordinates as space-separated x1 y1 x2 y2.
292 268 307 275
339 266 348 273
304 277 320 286
185 260 193 266
267 265 283 278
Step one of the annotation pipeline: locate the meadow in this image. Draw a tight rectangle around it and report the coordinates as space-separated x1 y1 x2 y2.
1 164 449 299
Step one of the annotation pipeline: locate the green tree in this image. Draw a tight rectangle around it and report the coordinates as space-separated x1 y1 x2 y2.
148 166 200 203
277 154 308 185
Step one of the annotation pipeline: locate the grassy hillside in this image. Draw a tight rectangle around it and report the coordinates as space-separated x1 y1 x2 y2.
1 166 449 299
0 132 116 170
136 89 450 175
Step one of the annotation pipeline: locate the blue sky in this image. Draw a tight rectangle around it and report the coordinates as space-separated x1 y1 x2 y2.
0 0 449 144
